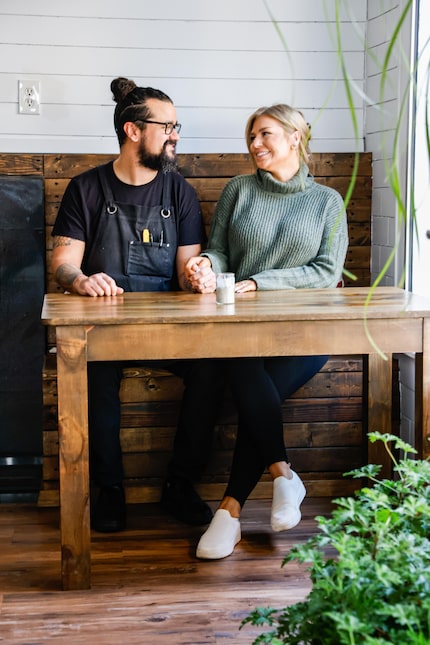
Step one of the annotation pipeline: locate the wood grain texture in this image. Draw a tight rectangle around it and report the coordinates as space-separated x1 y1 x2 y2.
0 153 43 175
56 326 91 589
0 498 334 643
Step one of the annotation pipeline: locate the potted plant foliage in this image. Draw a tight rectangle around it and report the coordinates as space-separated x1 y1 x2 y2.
241 432 430 644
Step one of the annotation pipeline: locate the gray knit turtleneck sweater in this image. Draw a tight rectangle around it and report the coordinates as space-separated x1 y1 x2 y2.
203 163 349 290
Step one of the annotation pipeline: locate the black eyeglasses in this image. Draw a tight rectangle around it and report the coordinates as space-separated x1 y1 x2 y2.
139 119 182 135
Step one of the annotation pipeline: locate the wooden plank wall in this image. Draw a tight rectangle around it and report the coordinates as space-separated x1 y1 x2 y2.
0 152 389 506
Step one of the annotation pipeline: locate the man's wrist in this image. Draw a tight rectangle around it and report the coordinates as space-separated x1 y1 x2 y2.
71 273 87 292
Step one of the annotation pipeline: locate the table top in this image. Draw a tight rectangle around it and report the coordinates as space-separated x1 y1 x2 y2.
41 287 430 327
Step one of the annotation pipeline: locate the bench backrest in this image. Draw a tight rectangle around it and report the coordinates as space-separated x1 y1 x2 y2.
40 152 371 293
0 151 371 294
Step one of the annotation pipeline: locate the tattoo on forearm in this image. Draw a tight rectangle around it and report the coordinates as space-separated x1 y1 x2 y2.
56 264 83 289
53 236 73 248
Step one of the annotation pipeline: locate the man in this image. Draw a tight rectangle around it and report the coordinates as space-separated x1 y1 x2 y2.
51 77 222 532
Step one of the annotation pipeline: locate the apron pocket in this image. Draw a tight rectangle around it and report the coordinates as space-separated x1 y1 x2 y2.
127 240 173 278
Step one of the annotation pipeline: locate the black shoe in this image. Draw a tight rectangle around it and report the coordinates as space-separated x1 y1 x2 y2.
91 485 126 533
161 477 213 526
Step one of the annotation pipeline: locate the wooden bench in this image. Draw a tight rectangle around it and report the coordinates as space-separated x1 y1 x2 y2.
2 152 398 506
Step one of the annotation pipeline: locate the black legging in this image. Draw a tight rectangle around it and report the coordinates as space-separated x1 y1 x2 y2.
224 355 328 507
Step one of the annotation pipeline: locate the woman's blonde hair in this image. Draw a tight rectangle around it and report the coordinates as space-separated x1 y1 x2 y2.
245 104 312 166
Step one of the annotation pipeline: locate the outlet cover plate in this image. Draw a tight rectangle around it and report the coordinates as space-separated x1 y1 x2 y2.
18 80 40 115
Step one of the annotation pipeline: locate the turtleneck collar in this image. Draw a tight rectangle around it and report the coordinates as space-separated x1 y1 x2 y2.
256 163 311 194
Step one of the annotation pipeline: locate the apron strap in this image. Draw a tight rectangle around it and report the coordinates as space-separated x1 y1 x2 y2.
96 164 177 233
160 172 179 238
161 171 172 218
96 164 118 214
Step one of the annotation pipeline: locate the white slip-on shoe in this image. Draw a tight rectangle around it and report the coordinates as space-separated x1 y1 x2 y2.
196 509 241 559
271 471 306 532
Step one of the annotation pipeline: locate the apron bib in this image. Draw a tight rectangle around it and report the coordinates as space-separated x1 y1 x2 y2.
83 165 178 292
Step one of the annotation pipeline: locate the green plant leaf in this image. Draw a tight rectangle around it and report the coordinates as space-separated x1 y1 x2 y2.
243 433 430 644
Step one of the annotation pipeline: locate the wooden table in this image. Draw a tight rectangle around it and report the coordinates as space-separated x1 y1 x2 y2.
41 286 430 590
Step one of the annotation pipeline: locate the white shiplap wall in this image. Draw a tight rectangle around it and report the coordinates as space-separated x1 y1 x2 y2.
0 0 366 153
365 0 416 447
365 0 413 285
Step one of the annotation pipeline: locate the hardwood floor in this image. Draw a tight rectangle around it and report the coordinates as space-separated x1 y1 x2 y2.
0 498 334 644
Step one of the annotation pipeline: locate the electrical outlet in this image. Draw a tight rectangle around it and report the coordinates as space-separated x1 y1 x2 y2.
18 80 40 115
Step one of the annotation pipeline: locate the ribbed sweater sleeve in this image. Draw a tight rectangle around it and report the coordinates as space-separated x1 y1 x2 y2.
203 165 348 290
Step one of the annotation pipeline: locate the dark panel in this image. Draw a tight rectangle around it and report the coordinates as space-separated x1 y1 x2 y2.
0 177 45 458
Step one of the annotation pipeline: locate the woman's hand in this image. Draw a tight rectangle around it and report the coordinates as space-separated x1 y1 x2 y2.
235 279 257 293
184 256 216 293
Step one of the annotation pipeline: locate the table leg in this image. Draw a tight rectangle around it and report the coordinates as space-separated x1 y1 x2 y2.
367 352 393 478
414 353 423 457
422 319 430 461
56 326 91 590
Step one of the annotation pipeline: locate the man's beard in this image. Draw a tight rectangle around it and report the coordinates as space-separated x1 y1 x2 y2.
138 140 178 173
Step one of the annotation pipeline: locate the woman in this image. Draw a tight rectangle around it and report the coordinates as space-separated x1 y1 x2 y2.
186 104 349 559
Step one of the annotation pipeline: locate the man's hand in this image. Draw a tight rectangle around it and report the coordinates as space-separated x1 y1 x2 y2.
72 272 124 297
184 256 216 293
52 236 123 297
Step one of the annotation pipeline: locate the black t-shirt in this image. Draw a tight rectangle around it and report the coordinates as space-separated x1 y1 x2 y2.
52 161 205 246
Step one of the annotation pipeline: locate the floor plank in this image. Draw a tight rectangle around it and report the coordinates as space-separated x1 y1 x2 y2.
0 498 334 643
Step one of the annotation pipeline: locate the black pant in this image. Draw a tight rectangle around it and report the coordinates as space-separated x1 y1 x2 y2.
88 359 225 488
224 355 328 506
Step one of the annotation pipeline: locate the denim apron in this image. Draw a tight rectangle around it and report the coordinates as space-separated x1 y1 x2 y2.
83 165 177 292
